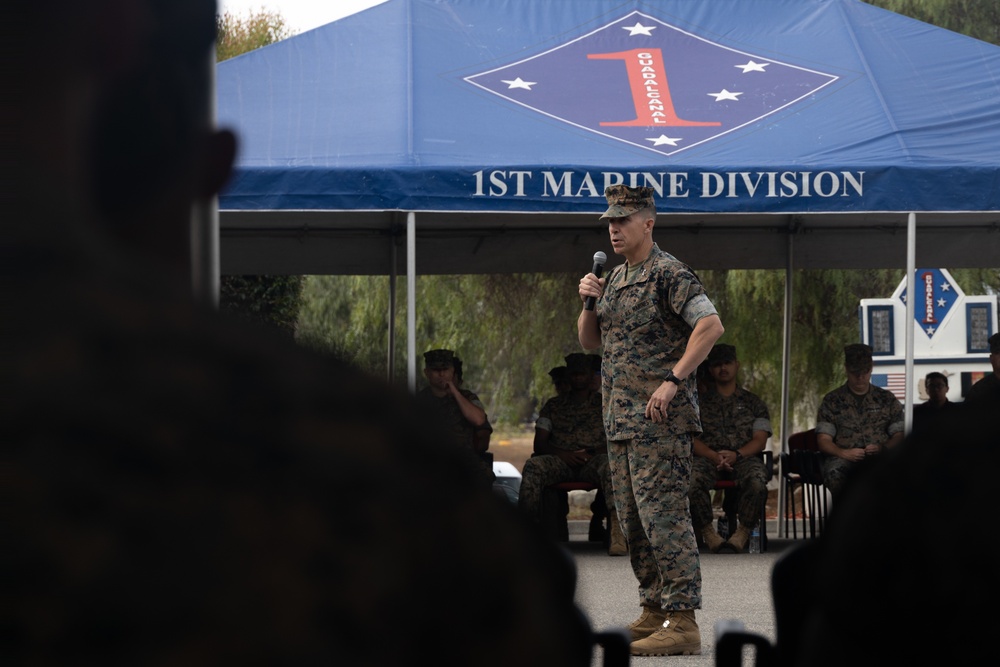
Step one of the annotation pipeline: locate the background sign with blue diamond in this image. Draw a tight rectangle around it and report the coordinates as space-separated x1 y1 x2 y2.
860 268 996 402
464 10 839 156
897 268 961 339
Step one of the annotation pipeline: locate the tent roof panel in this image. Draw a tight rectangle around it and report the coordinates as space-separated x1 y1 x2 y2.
216 0 1000 273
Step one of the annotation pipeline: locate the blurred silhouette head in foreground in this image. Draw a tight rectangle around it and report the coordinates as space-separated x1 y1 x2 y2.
787 402 995 666
4 2 593 665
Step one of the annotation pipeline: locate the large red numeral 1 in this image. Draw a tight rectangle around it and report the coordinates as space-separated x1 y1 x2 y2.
588 48 720 127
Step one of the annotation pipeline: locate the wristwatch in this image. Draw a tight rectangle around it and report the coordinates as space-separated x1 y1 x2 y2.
734 450 744 461
664 370 681 385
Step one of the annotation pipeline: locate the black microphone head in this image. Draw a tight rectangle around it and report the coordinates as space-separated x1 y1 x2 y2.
593 251 607 265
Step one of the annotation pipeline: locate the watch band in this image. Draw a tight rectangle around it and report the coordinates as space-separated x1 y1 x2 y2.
664 370 681 385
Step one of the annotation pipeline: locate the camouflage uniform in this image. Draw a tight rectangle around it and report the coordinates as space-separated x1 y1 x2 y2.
518 391 613 522
597 243 718 611
816 383 904 494
415 387 491 451
415 386 495 486
689 387 771 531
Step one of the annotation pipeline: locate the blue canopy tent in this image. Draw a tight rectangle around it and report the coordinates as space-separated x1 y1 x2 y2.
217 0 999 275
215 0 1000 531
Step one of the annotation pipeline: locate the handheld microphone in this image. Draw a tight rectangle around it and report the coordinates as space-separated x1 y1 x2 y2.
584 251 607 311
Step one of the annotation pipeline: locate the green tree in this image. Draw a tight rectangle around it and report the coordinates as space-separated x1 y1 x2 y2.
216 9 291 61
297 273 585 424
300 266 998 437
219 275 303 340
701 269 905 436
215 10 302 335
865 0 1000 46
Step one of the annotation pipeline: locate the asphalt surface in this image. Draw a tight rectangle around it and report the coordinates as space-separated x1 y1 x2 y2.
566 519 798 667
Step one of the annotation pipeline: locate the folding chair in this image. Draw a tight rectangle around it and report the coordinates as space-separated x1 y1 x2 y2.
780 429 828 538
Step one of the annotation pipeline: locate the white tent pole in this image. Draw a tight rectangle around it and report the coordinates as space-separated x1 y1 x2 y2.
191 46 219 307
776 230 793 538
904 212 916 433
388 235 397 384
407 212 417 393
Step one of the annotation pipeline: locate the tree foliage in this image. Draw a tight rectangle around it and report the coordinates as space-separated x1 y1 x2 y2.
297 274 585 425
219 275 304 340
299 265 997 439
699 269 905 434
865 0 1000 46
216 10 291 61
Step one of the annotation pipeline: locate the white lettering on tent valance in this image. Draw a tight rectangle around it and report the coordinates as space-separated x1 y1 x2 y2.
472 170 864 200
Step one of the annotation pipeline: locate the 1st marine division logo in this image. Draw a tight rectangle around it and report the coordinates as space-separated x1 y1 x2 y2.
464 11 839 156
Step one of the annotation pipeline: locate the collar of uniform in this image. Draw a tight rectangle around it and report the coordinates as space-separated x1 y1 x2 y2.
619 243 660 285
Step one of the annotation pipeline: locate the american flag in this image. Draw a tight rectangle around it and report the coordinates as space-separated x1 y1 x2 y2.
872 373 906 401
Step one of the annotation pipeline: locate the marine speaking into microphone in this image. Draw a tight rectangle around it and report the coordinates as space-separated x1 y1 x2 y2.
584 251 606 311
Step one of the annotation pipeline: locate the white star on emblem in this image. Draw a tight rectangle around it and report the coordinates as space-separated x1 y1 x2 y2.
623 22 655 36
501 77 536 90
925 325 937 335
937 298 947 307
709 89 742 102
646 135 682 146
735 60 769 73
939 282 951 292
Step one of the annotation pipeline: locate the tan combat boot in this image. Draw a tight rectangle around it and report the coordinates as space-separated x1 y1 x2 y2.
627 605 668 642
725 525 753 553
630 609 702 656
607 510 627 556
700 525 726 553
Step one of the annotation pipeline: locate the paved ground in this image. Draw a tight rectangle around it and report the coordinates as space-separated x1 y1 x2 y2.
495 431 813 664
566 522 796 666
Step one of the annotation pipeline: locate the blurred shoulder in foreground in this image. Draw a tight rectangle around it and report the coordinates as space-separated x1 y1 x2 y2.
791 401 996 666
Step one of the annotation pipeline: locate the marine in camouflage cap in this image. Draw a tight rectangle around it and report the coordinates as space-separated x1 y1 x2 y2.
548 366 567 381
989 332 1000 354
599 184 656 220
707 343 737 365
564 352 592 375
843 343 873 372
548 366 570 396
423 348 458 369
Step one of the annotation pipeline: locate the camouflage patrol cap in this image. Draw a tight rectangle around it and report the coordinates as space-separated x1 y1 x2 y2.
844 343 873 372
564 353 591 374
600 185 655 220
989 332 1000 354
548 366 568 381
423 348 457 369
707 343 737 365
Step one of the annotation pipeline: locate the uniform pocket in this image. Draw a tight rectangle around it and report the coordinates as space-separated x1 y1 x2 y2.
624 303 659 336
